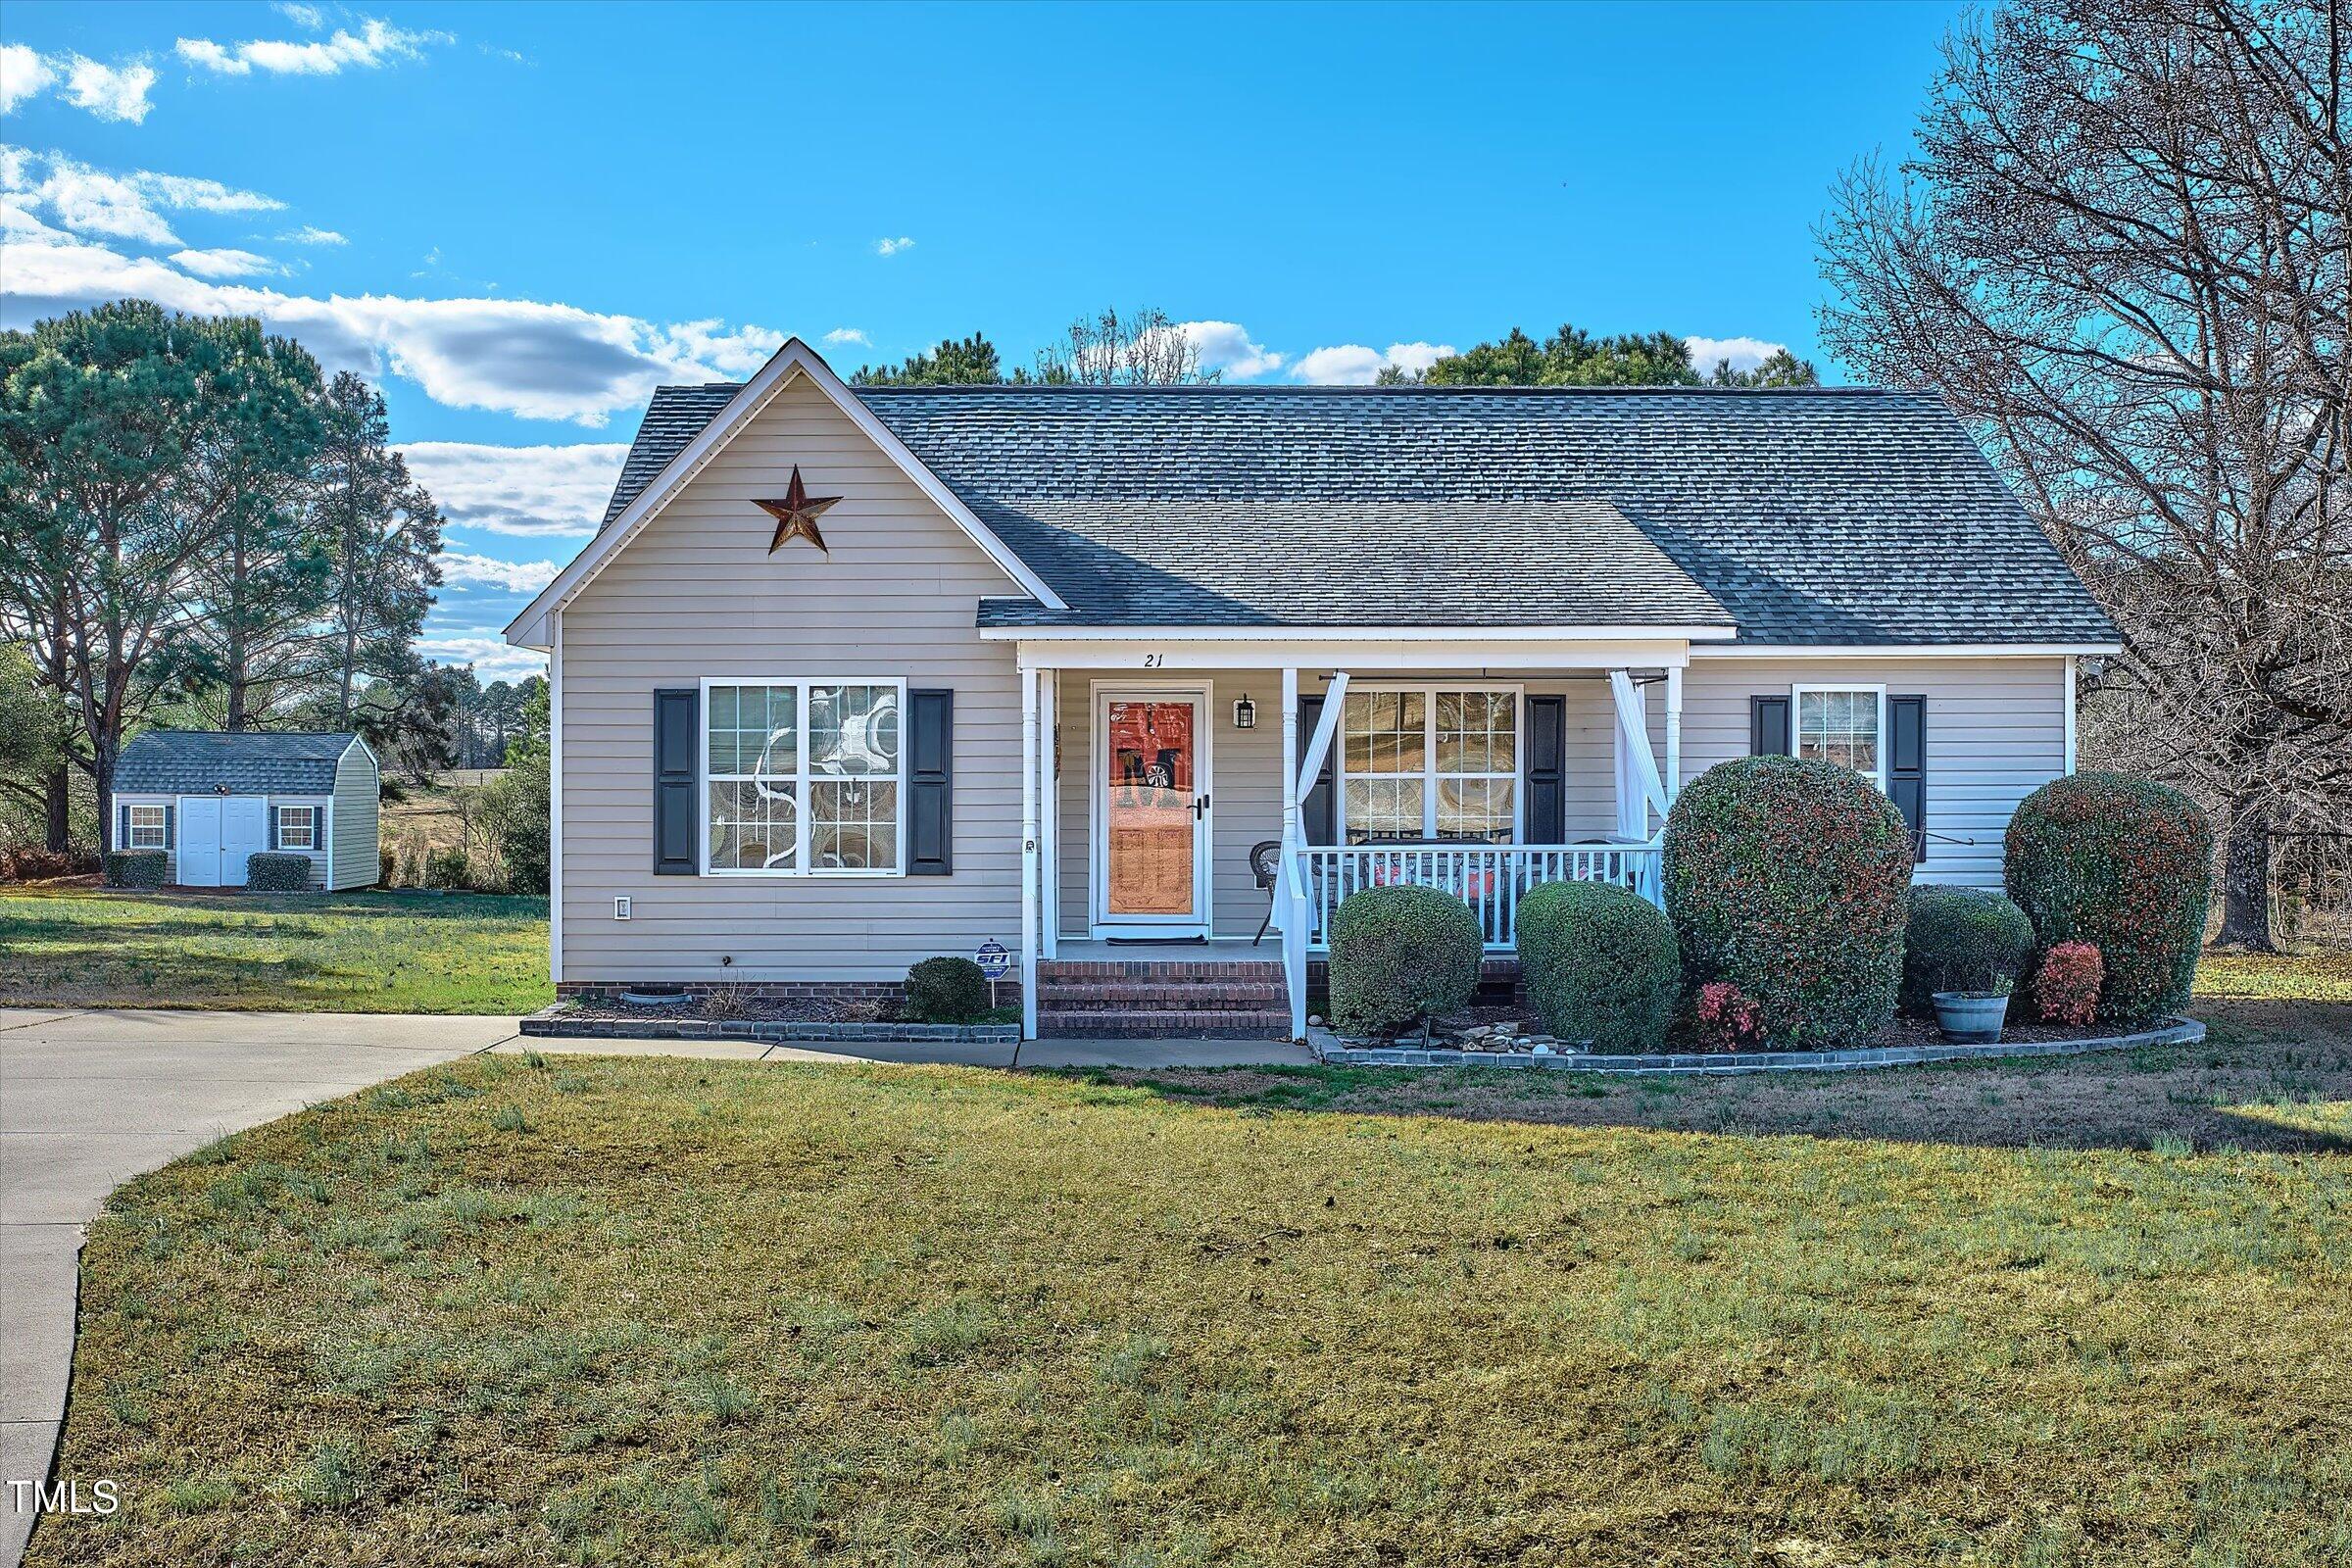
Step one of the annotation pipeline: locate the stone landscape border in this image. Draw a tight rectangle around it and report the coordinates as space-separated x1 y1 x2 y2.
520 1006 1019 1047
1308 1016 2205 1074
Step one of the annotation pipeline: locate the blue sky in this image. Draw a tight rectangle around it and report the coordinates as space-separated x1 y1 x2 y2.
2 1 1963 675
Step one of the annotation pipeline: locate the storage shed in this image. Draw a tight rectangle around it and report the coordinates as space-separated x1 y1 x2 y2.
111 731 381 890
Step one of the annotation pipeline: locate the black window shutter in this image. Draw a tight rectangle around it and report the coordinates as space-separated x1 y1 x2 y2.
1523 694 1566 843
270 806 281 848
1298 695 1337 846
1888 694 1928 863
906 688 954 876
116 802 127 851
162 804 172 849
653 688 699 875
1750 695 1791 756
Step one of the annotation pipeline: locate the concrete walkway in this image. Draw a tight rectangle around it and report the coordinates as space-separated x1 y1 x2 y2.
0 1008 515 1567
0 1006 1307 1564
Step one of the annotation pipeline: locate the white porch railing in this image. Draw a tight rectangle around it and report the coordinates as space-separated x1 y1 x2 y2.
1300 841 1663 952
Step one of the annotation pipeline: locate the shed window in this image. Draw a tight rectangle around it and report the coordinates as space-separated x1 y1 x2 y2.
126 805 168 850
276 805 318 851
703 680 905 875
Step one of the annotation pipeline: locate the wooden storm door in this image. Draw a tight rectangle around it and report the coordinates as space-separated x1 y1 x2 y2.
1094 689 1210 936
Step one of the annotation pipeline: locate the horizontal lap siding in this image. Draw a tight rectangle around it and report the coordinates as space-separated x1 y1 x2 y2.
1680 656 2067 887
331 749 379 889
559 377 1024 984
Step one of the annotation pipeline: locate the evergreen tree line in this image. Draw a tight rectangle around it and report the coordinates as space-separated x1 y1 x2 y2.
0 299 452 854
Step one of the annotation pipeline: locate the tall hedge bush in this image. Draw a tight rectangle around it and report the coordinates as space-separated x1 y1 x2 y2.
1899 886 2035 1015
1662 755 1914 1046
1327 883 1483 1039
2004 772 2212 1021
1515 880 1679 1052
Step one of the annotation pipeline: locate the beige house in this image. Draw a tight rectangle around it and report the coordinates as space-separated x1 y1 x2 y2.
506 340 2117 1041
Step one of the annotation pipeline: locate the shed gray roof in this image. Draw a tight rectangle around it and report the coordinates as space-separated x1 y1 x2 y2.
599 382 2117 646
114 731 361 796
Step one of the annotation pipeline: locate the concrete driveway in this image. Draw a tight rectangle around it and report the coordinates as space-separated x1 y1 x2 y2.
0 1007 514 1567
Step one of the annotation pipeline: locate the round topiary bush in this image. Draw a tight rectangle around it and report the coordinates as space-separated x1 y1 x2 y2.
104 849 167 889
1515 880 1680 1052
2005 771 2213 1022
906 956 992 1024
1326 882 1483 1040
1662 755 1915 1046
1899 885 2035 1016
245 851 313 892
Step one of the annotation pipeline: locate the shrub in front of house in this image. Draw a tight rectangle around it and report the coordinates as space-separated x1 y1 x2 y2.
1900 886 2036 1016
1690 980 1767 1053
906 956 992 1024
244 852 312 892
2032 941 2104 1026
2005 772 2212 1022
1662 755 1914 1046
1515 880 1679 1053
104 849 167 889
1327 883 1483 1040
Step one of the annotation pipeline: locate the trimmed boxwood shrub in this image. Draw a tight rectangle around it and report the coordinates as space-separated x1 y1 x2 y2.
906 956 991 1024
2004 772 2212 1022
1327 883 1483 1040
245 852 312 892
104 849 167 889
1900 886 2035 1015
1515 880 1679 1052
1662 755 1914 1046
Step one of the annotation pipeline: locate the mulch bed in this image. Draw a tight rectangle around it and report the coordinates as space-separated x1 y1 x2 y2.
1405 997 2126 1055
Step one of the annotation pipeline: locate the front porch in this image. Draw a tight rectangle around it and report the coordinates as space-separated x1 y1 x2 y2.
1005 635 1695 1041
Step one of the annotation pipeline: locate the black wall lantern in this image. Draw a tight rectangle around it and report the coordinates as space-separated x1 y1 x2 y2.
1232 694 1256 729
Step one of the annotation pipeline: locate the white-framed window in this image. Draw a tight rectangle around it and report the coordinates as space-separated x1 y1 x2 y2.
1792 685 1886 789
126 804 168 850
1337 685 1521 844
701 678 905 876
276 805 318 851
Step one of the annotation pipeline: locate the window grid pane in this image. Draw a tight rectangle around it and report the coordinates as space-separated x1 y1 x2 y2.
1797 690 1881 776
706 681 901 873
278 808 316 850
128 807 167 850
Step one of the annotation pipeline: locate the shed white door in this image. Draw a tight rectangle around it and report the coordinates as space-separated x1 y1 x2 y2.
176 796 269 887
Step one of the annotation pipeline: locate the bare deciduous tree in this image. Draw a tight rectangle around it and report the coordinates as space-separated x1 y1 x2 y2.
1818 0 2350 950
1034 307 1217 385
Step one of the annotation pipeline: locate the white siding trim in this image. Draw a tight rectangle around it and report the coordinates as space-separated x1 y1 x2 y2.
505 340 1063 650
989 624 1732 644
1694 642 2119 658
323 800 334 890
549 612 564 982
2062 656 2078 773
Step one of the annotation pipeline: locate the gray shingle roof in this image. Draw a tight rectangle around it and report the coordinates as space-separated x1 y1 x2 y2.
597 382 2117 645
114 731 361 796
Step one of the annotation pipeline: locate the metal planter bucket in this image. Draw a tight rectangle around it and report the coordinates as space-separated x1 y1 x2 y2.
1933 991 2010 1044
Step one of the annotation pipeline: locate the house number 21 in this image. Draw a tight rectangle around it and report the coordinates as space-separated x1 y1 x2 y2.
1142 653 1164 666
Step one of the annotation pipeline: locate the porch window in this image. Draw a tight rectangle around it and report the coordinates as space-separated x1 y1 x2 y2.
1339 687 1518 844
126 805 168 850
704 680 904 874
1792 685 1886 789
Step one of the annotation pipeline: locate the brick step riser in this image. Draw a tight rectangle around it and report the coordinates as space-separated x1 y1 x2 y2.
1037 987 1286 1009
1037 1009 1291 1041
1037 964 1284 982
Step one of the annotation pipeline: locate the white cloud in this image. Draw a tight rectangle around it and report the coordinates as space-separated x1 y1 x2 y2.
279 223 346 245
872 236 913 257
413 632 548 680
437 551 562 593
170 246 282 278
1684 335 1788 375
822 326 870 347
0 45 58 114
273 3 326 27
1290 340 1457 385
1178 320 1282 380
175 18 448 77
399 442 628 537
4 150 284 248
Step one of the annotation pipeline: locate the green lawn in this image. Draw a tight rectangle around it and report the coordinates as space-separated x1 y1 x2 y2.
0 888 551 1014
31 994 2352 1566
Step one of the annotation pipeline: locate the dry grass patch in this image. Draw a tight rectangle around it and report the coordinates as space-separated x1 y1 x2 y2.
31 1051 2352 1566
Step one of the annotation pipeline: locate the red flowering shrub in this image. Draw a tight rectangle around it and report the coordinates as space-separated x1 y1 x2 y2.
1691 981 1767 1053
1663 756 1914 1046
2005 772 2212 1022
2032 942 2103 1027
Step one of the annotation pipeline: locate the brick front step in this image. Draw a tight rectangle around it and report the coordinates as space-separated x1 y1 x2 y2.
1038 959 1283 982
1038 984 1285 1010
1038 1008 1292 1040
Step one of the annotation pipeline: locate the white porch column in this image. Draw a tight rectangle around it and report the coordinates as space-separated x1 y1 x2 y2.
1664 664 1684 805
2062 656 2078 774
1279 666 1304 1039
1019 662 1041 1041
1040 669 1059 958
